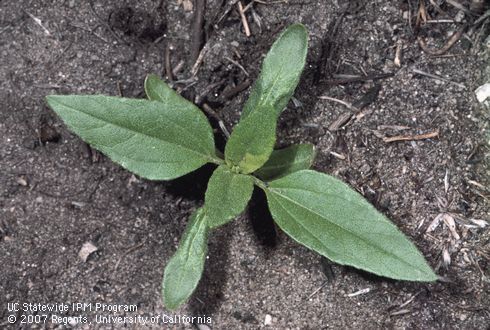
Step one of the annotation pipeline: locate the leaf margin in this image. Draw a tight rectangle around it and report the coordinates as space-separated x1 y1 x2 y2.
261 169 438 282
46 94 221 180
162 207 209 310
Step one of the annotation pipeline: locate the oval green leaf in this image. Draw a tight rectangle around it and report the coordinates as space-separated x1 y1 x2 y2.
163 208 209 310
144 74 175 103
241 23 308 119
46 95 218 180
205 165 254 228
254 143 316 180
225 104 278 174
263 170 437 281
225 24 308 174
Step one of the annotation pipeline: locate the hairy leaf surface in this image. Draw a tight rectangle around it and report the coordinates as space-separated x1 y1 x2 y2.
264 170 437 281
144 74 176 103
163 208 208 310
205 165 254 228
254 144 315 180
225 105 277 173
46 95 217 180
241 23 308 119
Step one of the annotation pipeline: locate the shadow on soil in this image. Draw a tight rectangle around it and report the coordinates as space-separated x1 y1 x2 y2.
189 225 232 317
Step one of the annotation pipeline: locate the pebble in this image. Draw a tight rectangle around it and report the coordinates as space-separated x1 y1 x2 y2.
78 242 98 262
454 10 465 23
475 83 490 103
264 314 272 326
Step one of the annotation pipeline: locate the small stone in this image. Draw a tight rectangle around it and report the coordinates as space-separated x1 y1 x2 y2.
475 83 490 103
454 10 465 23
16 176 28 186
78 242 98 262
264 314 272 326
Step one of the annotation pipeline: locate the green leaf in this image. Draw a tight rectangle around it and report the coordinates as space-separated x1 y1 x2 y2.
144 74 174 103
241 23 308 119
204 165 254 228
263 170 437 281
254 144 316 180
46 95 218 180
224 24 308 174
163 208 209 310
225 104 278 174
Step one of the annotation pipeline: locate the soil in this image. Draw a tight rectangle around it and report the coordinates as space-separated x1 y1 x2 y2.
1 0 489 329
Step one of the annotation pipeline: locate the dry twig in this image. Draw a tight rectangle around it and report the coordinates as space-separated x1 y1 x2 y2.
238 1 251 37
412 69 466 89
394 40 403 67
326 72 394 85
225 57 249 76
382 130 439 143
191 44 209 77
165 45 174 81
25 11 51 36
417 26 466 56
190 0 206 65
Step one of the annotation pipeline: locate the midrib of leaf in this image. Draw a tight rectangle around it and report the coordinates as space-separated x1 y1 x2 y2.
88 126 197 165
130 88 212 155
258 64 285 110
174 214 207 292
268 192 339 256
59 100 219 163
219 177 234 211
267 187 421 271
97 98 212 159
182 217 206 264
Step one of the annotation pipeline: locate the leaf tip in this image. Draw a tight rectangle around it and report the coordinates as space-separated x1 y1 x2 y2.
285 23 308 42
45 94 57 104
162 290 180 311
422 268 439 282
45 95 64 111
289 22 308 33
162 270 185 311
144 73 160 84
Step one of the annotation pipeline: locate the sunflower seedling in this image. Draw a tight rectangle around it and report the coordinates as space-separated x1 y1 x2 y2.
46 24 437 310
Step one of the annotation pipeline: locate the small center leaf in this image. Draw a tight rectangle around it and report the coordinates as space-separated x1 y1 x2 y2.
225 104 278 174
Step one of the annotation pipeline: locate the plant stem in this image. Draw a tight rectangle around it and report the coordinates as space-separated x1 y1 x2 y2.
209 156 224 166
252 176 268 190
215 149 224 159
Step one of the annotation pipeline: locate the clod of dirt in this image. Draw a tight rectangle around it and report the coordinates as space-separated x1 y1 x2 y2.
78 242 98 262
108 7 166 42
39 116 60 144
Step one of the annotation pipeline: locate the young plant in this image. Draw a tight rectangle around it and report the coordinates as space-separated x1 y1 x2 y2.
46 24 437 310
